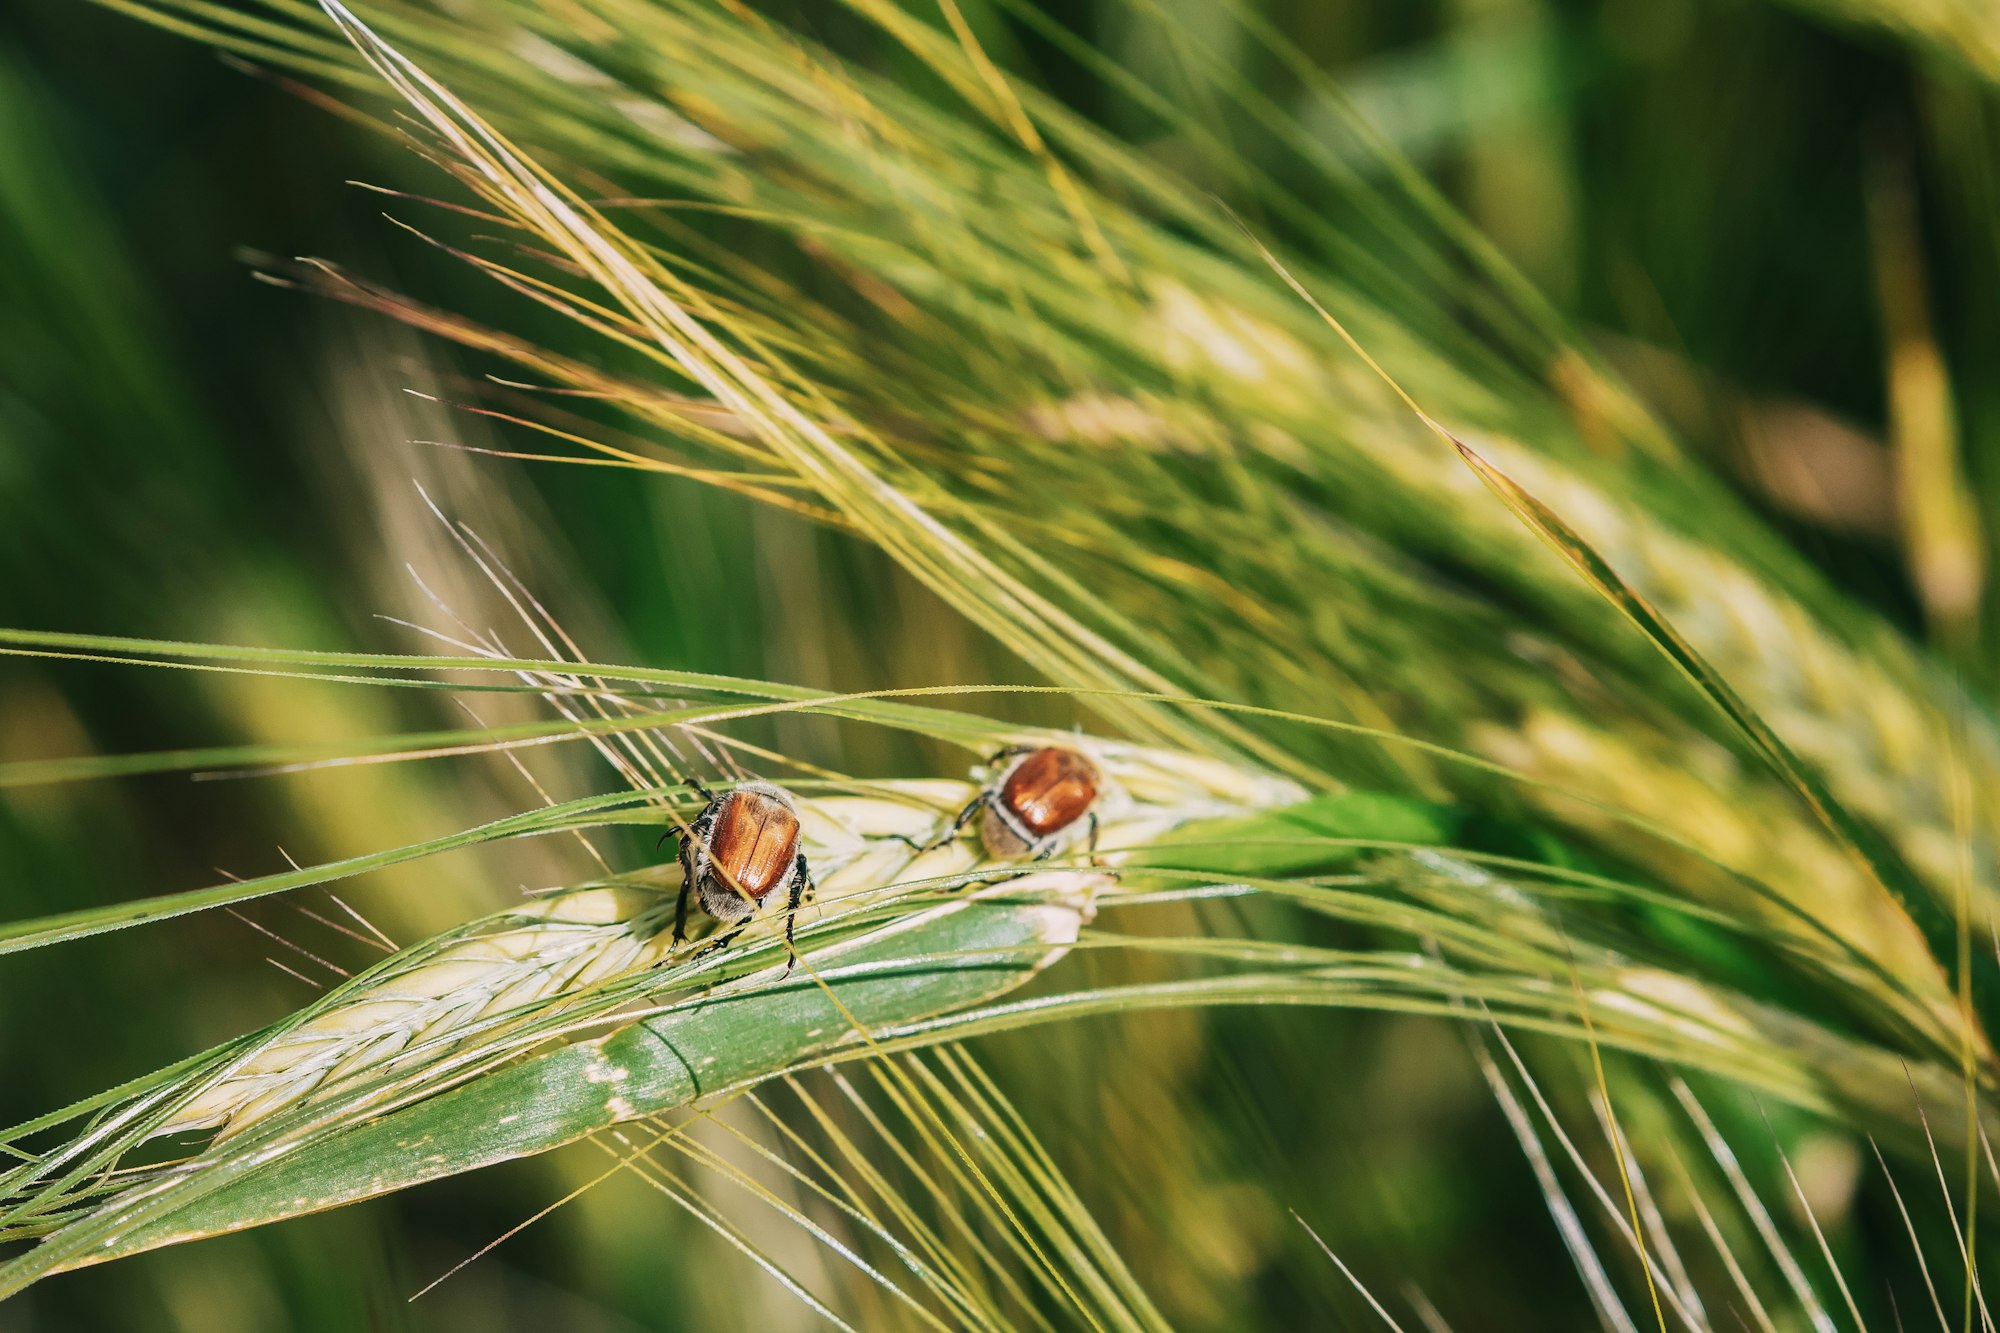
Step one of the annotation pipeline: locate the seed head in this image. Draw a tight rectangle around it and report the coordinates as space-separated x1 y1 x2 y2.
155 739 1301 1142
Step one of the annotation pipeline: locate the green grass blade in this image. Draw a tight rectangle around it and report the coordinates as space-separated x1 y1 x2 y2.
3 885 1087 1287
0 788 654 955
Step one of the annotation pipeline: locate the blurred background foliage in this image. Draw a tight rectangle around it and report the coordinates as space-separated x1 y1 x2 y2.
3 0 1999 1327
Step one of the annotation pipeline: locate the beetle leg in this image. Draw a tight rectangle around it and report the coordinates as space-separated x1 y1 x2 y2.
1085 812 1101 866
672 871 693 946
985 744 1035 767
670 829 691 945
672 844 698 947
682 773 717 804
922 793 988 853
693 924 745 960
671 812 715 945
780 854 813 975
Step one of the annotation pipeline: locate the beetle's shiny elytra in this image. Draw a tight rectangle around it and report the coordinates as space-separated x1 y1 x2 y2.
671 780 815 958
923 745 1101 862
699 787 801 912
986 746 1099 857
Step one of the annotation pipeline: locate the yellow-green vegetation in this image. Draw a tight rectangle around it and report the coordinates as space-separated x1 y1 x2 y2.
4 0 2000 1326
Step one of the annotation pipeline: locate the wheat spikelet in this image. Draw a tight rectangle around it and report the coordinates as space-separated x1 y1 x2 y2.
1157 280 1996 926
1486 444 1997 913
100 0 1993 927
152 736 1303 1142
158 886 676 1140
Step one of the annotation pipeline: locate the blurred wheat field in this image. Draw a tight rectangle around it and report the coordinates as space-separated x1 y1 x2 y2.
4 0 2000 1328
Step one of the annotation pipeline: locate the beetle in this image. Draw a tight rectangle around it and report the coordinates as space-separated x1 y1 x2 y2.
665 777 815 961
926 745 1101 861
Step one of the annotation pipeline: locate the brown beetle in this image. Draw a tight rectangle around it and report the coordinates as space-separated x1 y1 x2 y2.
669 779 815 958
928 745 1101 861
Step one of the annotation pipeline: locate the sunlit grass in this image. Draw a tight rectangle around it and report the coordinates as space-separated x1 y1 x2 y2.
4 0 1999 1324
